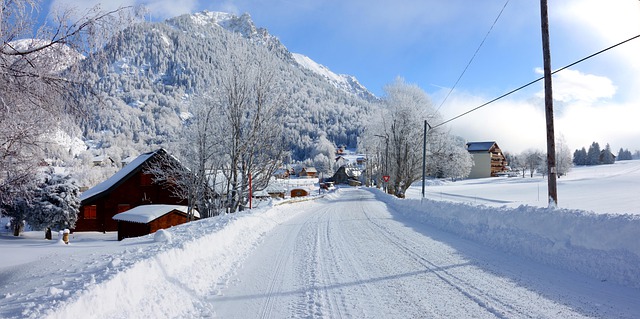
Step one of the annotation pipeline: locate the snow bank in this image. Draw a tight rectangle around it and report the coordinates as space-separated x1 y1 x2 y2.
374 190 640 288
39 202 303 319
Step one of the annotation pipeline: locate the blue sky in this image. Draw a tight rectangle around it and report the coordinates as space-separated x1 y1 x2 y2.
45 0 640 154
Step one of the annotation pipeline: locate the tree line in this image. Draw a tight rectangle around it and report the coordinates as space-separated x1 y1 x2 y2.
571 142 633 166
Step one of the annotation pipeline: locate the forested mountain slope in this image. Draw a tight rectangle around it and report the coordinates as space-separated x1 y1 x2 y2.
78 11 375 162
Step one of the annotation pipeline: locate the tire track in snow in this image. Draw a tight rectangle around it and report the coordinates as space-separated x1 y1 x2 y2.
257 229 291 319
356 195 528 319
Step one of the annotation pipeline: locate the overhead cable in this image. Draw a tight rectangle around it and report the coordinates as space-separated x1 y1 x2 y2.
435 0 510 113
432 33 640 129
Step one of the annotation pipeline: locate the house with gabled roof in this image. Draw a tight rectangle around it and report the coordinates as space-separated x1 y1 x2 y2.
298 167 318 178
112 204 199 241
466 141 508 178
75 149 187 232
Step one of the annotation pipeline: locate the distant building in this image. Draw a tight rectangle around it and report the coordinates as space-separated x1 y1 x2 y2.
466 141 508 178
298 167 318 178
331 166 362 185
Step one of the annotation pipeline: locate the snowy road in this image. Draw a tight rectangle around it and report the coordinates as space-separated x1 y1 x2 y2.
3 187 638 318
209 188 632 318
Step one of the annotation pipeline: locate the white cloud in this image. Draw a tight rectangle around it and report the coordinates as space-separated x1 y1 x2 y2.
49 0 198 20
142 0 199 19
556 0 640 66
438 82 639 155
558 101 640 152
555 0 640 99
437 90 547 154
534 68 617 103
49 0 135 16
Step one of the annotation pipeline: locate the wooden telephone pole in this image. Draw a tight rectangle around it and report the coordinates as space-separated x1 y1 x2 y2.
540 0 558 205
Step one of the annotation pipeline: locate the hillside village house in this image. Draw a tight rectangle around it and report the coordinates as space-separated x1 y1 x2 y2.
298 167 318 178
331 166 362 186
75 149 187 232
466 141 508 178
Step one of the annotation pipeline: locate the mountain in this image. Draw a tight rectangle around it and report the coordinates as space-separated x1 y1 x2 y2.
75 11 376 163
292 53 376 101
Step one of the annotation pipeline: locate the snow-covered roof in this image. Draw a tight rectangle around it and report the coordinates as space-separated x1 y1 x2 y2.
112 204 199 224
80 149 163 202
265 183 287 193
466 141 497 152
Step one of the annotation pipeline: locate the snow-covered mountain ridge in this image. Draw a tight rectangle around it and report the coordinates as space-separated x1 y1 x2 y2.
292 53 375 101
75 10 375 164
183 11 375 100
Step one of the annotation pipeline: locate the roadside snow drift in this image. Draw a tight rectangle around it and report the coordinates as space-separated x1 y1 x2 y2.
376 190 640 288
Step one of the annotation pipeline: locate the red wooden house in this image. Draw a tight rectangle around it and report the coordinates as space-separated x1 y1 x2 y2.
112 204 199 241
75 149 187 232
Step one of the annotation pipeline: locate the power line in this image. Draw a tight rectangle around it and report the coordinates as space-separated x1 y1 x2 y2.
435 0 510 113
432 33 640 129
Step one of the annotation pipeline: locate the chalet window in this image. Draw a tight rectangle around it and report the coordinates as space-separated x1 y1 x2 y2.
140 173 153 186
84 205 97 219
117 204 131 213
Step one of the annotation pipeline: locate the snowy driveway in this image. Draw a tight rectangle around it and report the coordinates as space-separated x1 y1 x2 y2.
209 188 630 318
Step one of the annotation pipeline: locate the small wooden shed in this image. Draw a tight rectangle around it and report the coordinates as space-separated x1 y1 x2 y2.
112 204 199 241
290 189 309 198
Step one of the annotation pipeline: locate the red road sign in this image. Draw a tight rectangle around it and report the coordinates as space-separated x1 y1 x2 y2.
382 175 390 182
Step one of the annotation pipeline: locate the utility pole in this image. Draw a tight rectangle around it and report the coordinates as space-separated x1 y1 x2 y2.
540 0 558 205
421 120 431 199
374 134 389 193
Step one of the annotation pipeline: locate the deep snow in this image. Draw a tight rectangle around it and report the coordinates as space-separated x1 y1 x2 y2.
1 161 639 318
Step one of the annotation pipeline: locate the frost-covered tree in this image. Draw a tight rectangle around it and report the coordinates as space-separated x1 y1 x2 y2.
428 132 472 180
146 33 286 214
617 148 633 161
311 134 336 175
555 135 573 177
215 36 287 213
521 149 543 178
0 1 138 203
28 171 80 235
586 142 601 165
361 78 441 196
573 147 587 166
504 152 525 177
1 191 33 236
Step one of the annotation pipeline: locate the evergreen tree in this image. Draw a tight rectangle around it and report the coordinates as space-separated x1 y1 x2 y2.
586 142 601 165
28 171 80 232
0 185 36 236
617 148 633 161
573 147 587 165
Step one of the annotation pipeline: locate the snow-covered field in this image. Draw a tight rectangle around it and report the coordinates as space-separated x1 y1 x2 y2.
406 160 640 215
1 161 639 318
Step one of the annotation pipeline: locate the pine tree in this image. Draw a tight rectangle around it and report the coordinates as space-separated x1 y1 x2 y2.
617 148 633 161
601 143 615 165
27 171 80 232
586 142 601 165
573 147 586 165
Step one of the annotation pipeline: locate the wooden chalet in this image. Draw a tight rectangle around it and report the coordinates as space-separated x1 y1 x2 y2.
466 141 508 178
331 166 362 185
112 204 199 241
298 167 318 178
75 149 187 233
